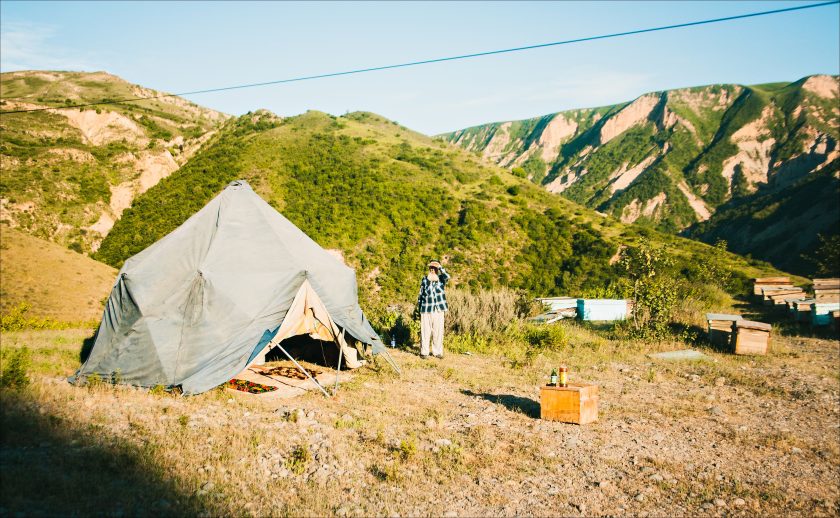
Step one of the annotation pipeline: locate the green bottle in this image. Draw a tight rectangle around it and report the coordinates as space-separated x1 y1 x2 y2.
550 368 558 386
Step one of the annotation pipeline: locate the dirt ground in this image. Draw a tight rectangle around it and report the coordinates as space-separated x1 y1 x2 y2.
1 319 838 517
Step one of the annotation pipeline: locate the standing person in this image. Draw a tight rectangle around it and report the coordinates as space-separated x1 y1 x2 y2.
416 260 450 359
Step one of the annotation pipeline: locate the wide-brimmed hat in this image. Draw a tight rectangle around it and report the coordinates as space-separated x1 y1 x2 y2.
427 260 442 269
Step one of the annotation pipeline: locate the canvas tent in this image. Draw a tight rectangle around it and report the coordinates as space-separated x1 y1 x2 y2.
71 180 395 394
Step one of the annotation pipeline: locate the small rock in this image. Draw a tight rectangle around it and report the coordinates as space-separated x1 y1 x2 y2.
714 498 726 507
714 377 726 387
791 447 803 454
424 419 437 428
434 438 452 448
565 436 579 448
443 512 458 518
201 481 215 491
733 498 746 507
635 493 645 502
708 406 723 416
596 480 610 488
649 474 664 482
701 502 715 510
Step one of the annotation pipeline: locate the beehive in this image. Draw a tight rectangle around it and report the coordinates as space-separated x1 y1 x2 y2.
576 299 627 321
752 277 792 297
733 320 771 355
792 298 817 322
811 301 840 327
540 383 598 424
705 313 741 347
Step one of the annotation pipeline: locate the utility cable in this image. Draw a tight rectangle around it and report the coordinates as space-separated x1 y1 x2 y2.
0 0 837 115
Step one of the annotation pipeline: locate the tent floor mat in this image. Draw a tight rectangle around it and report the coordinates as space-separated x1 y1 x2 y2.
227 360 352 401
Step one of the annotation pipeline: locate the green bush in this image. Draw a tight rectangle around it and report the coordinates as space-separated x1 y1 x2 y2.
0 347 31 390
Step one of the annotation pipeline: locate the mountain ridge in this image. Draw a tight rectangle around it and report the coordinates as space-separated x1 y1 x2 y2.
442 75 839 273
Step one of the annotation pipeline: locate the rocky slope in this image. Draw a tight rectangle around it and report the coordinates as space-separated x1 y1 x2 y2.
443 76 839 270
0 71 229 253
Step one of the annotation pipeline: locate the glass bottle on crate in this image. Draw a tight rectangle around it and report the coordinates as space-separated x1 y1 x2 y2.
550 368 558 386
559 365 568 387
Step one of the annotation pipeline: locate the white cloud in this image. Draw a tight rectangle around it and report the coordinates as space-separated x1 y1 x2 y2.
0 21 98 73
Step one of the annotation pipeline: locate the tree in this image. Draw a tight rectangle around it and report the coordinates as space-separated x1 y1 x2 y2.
619 238 678 338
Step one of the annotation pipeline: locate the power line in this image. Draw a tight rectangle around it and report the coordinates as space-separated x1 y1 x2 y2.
1 0 837 115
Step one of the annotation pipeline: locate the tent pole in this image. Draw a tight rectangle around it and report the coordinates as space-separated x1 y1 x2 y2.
381 348 402 376
276 343 330 397
333 328 344 396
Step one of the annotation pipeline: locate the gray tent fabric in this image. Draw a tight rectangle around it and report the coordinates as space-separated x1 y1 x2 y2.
72 180 385 394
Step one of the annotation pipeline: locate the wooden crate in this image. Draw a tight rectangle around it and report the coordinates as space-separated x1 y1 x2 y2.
540 383 598 424
733 320 771 355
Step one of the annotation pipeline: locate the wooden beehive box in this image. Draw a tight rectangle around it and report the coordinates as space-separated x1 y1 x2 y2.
768 290 805 306
540 383 598 424
733 320 771 355
792 298 817 322
706 313 741 346
753 277 792 297
811 301 840 327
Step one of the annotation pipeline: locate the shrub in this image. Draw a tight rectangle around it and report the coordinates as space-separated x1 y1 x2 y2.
0 347 31 390
286 444 311 475
445 287 520 335
0 302 85 331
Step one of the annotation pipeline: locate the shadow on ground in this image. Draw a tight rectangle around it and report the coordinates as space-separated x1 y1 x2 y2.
461 389 540 419
0 389 212 516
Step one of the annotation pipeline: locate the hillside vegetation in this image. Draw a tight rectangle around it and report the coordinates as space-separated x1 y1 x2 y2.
443 76 839 274
96 109 789 308
0 70 228 254
0 228 116 321
688 167 840 273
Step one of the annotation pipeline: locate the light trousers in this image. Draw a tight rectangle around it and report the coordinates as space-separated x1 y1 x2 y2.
420 311 445 357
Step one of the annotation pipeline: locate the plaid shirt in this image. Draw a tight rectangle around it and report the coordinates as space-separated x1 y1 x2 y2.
417 268 450 313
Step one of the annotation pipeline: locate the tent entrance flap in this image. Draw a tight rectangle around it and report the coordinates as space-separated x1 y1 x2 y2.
250 279 363 370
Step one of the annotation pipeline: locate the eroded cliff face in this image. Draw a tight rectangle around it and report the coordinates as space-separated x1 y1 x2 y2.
443 76 839 234
0 70 230 253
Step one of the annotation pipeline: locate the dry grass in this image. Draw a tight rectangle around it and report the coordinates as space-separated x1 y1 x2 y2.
0 229 116 321
1 322 838 517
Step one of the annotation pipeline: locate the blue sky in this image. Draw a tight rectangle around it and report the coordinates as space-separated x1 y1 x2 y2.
1 1 838 134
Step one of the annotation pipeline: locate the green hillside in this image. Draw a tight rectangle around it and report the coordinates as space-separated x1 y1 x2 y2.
0 70 228 254
96 109 787 306
443 76 839 274
687 166 840 275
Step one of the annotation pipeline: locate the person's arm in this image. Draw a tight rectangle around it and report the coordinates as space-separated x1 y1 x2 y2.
438 267 450 287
